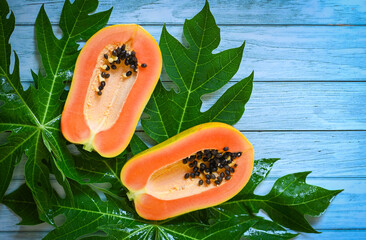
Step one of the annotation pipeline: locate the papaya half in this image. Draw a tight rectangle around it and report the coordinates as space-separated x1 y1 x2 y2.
61 24 162 157
121 122 254 220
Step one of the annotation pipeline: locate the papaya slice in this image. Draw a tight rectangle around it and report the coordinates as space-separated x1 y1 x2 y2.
121 122 254 220
61 24 162 157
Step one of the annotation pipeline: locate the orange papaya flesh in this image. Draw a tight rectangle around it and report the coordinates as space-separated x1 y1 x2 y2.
61 24 162 158
121 122 254 220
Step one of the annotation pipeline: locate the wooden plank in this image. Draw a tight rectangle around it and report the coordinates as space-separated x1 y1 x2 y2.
139 131 366 178
254 178 366 230
14 82 366 131
8 131 365 179
0 232 48 240
8 0 366 25
138 81 365 131
11 25 366 82
201 82 366 130
297 230 366 240
1 179 365 231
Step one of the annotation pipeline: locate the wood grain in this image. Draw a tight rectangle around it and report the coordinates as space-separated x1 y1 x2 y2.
138 131 366 178
9 81 366 130
8 0 366 25
11 25 366 82
8 131 365 180
202 82 366 131
134 82 366 131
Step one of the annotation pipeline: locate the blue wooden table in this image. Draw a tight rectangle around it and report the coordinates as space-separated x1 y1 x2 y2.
1 0 365 239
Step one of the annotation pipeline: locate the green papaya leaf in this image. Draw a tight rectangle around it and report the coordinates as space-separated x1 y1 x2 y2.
210 160 342 234
0 0 111 224
240 158 280 196
141 0 253 143
2 184 43 225
242 219 298 240
130 134 149 155
43 181 260 240
70 148 128 200
0 0 24 201
38 158 339 239
242 171 342 233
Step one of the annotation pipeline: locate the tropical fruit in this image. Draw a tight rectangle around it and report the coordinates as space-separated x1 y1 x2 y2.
61 24 162 157
121 122 254 220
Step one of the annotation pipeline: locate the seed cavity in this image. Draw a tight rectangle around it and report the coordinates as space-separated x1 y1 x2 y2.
181 147 242 187
96 44 144 96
